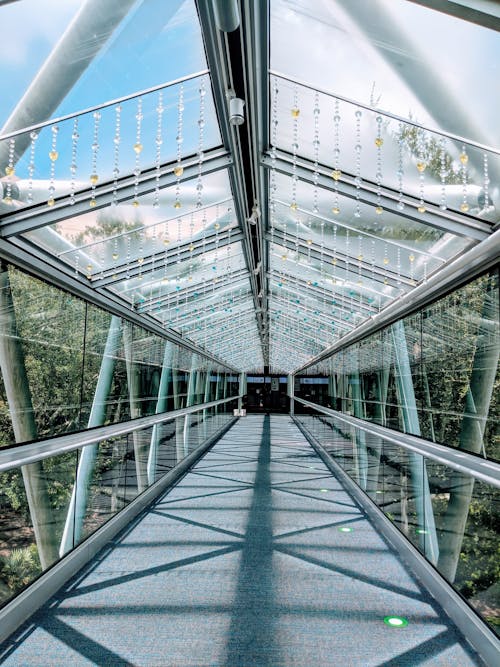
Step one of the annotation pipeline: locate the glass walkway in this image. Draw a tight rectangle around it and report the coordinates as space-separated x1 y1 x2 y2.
0 415 483 666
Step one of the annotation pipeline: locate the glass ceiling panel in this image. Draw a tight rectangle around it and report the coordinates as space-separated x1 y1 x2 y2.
271 0 500 147
23 169 235 276
0 0 207 127
270 172 472 283
270 75 499 222
1 73 220 213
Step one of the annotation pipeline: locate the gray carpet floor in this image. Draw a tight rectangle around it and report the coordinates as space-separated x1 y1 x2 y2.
0 415 483 666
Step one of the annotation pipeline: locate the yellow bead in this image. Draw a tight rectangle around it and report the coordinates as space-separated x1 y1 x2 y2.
133 143 143 154
132 200 139 208
86 264 93 272
307 280 311 286
357 254 363 261
214 223 220 230
460 202 469 213
5 166 14 177
161 277 169 284
290 202 297 211
375 206 383 215
174 165 184 177
384 278 388 285
47 197 55 207
281 254 288 261
49 150 58 162
291 107 300 118
409 254 415 262
306 239 312 245
137 257 144 264
188 275 193 282
416 161 426 173
357 280 363 285
331 169 341 181
332 206 340 215
2 195 13 205
375 137 383 148
459 153 468 165
112 252 119 261
163 238 170 246
89 199 97 208
189 244 195 252
383 257 389 265
418 205 426 213
332 259 337 265
174 200 181 209
90 173 99 185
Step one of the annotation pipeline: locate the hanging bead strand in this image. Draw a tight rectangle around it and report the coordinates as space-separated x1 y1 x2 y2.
3 138 15 204
459 145 469 213
89 111 101 207
354 109 362 218
27 131 38 205
174 85 184 209
375 116 383 215
153 92 164 209
47 125 59 207
133 98 143 207
290 85 300 211
331 99 341 215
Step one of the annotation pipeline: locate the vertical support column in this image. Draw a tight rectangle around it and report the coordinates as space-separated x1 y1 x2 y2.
350 373 368 490
214 371 223 414
60 315 122 556
123 322 148 493
147 341 174 484
0 263 58 569
391 320 439 564
238 372 246 412
181 354 199 459
288 374 294 416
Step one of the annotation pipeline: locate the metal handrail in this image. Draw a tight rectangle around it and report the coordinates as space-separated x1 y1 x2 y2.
0 395 242 472
292 396 500 488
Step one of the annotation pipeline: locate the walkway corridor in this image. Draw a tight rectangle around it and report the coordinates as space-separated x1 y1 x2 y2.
0 416 482 666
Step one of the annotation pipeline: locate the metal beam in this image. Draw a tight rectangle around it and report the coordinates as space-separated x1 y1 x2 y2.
0 148 231 237
293 227 500 374
262 151 492 242
0 237 239 372
406 0 500 31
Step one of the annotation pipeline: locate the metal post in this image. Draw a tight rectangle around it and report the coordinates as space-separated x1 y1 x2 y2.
351 373 368 490
60 315 122 556
288 374 295 415
182 354 199 459
147 341 174 485
391 320 439 564
0 263 58 569
238 372 246 413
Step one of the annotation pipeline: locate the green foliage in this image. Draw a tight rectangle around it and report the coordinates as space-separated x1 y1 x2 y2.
0 545 41 592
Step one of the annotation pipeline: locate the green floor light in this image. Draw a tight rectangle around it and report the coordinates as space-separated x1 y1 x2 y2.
383 616 408 628
338 526 353 533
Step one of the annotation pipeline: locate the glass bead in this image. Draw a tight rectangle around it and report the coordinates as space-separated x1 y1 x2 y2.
89 173 99 185
332 207 340 215
354 210 361 218
89 199 97 208
133 143 143 154
137 257 144 264
91 142 99 151
375 137 383 148
47 197 55 207
375 206 383 215
418 205 426 213
460 202 469 212
355 110 362 118
214 223 220 230
174 165 183 177
2 195 13 205
93 111 101 120
86 264 93 272
306 239 312 245
49 150 59 161
459 153 468 165
113 168 120 178
161 277 169 284
409 254 415 262
383 257 389 265
397 201 405 211
416 161 426 173
132 200 139 208
281 254 288 261
174 200 181 209
113 136 121 145
112 252 119 261
357 254 363 261
163 238 170 246
439 204 447 211
331 169 341 181
51 126 59 134
384 278 388 285
198 119 205 128
30 131 38 140
291 107 300 118
290 202 297 211
189 244 195 252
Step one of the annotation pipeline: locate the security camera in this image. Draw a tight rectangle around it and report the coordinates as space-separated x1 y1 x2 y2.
229 97 245 125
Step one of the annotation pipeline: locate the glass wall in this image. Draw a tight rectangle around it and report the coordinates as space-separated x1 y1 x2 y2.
294 413 500 637
0 262 239 449
296 267 500 462
0 401 237 609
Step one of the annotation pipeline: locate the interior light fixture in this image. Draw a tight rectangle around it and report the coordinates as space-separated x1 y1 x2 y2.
383 616 408 628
